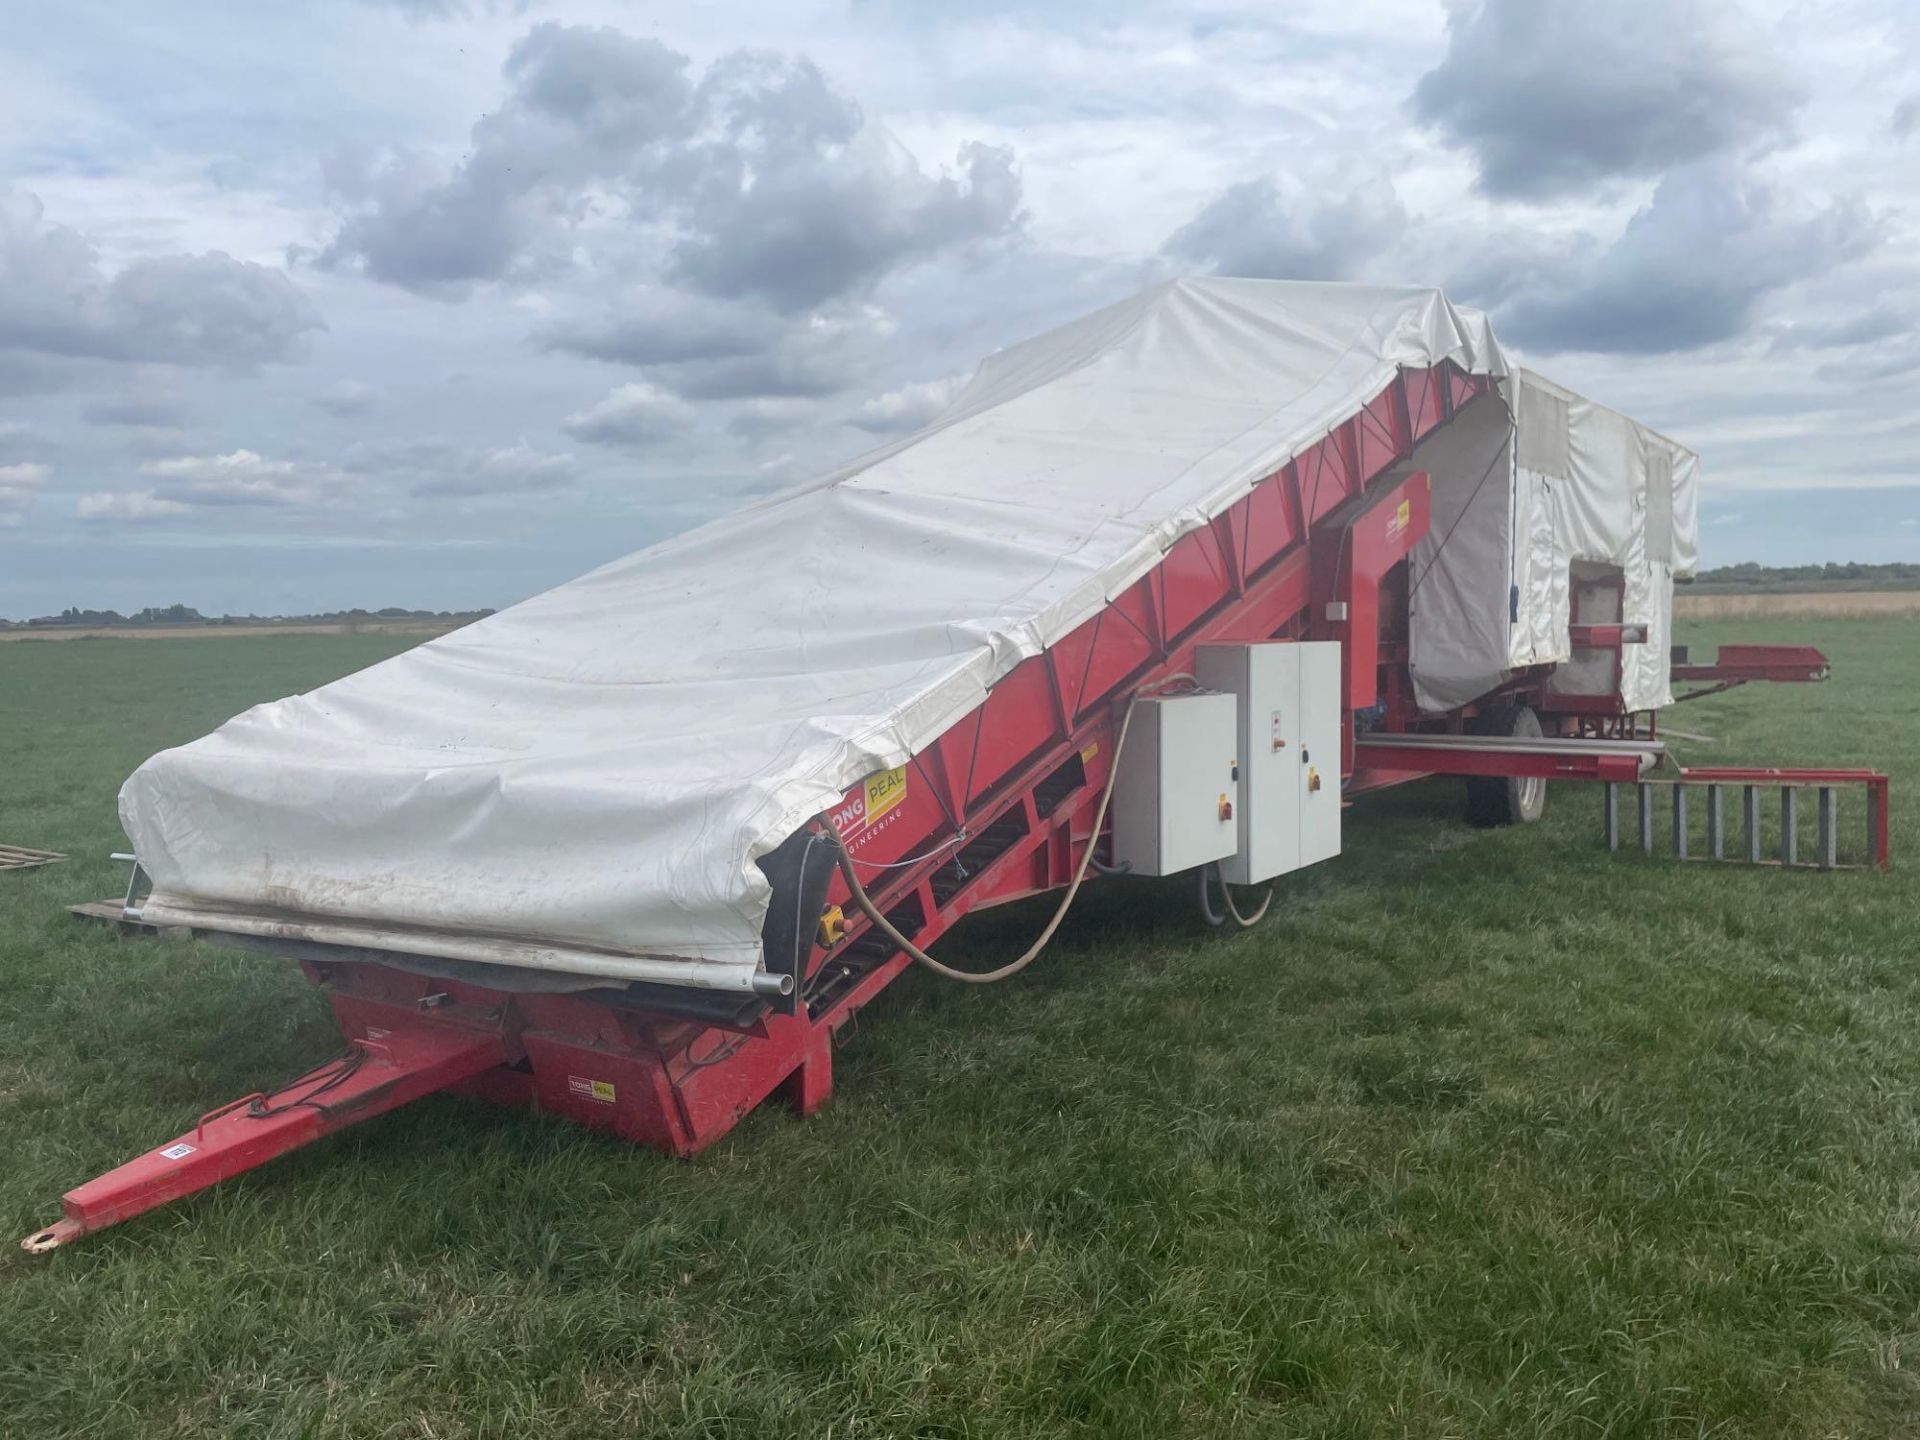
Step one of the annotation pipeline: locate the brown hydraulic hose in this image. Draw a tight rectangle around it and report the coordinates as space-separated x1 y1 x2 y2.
826 690 1149 984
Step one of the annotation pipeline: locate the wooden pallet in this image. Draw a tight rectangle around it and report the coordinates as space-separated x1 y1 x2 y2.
0 844 65 870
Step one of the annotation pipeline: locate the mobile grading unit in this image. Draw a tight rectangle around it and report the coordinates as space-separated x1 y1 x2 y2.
24 279 1862 1252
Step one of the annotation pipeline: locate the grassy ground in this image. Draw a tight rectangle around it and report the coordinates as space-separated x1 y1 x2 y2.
2 619 1917 1438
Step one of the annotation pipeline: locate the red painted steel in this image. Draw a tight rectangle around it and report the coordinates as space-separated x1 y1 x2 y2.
1672 644 1832 685
1567 623 1648 649
1673 766 1890 871
1357 741 1649 784
1311 472 1431 712
21 1023 507 1251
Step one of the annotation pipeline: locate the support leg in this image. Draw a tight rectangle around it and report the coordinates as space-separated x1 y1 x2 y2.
780 1035 835 1118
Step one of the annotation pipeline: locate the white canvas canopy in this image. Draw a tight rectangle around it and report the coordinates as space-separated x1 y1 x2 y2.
119 278 1695 990
1405 367 1698 713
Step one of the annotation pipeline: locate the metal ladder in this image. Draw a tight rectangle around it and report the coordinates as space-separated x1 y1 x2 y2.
1605 767 1890 871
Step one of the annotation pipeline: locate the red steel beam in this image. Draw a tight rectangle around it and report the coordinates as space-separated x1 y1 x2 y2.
1671 644 1831 684
21 1023 508 1252
1568 623 1648 650
1310 469 1432 714
1673 767 1890 872
1356 740 1651 783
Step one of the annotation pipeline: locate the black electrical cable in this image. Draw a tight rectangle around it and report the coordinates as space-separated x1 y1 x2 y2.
244 1048 369 1119
1196 863 1227 928
1197 862 1273 929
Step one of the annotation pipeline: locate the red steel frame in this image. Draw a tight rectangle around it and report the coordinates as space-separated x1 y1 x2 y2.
20 360 1869 1251
1673 766 1890 870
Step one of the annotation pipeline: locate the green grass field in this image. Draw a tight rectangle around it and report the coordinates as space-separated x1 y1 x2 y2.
2 619 1917 1438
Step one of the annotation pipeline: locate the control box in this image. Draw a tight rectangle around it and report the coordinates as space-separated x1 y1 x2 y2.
1108 692 1239 876
1193 642 1343 883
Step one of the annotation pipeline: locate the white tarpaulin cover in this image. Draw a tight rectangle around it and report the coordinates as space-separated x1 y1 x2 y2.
119 278 1692 989
1403 367 1698 713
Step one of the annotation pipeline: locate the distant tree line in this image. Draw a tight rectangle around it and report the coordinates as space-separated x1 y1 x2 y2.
1689 562 1920 592
0 604 496 628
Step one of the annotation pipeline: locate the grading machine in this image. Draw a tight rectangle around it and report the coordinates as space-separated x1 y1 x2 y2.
23 280 1880 1252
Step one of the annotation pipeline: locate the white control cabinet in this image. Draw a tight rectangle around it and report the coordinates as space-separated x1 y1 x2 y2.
1108 692 1239 875
1193 642 1343 883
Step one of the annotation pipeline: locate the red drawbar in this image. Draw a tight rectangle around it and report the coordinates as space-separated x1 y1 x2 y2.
21 1023 506 1252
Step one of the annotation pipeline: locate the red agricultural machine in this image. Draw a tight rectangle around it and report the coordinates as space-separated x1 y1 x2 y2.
23 281 1886 1253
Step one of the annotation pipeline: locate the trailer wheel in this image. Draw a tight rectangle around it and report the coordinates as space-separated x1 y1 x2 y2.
1464 704 1547 827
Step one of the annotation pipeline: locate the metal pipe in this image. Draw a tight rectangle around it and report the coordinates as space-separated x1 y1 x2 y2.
1357 734 1665 756
132 896 778 994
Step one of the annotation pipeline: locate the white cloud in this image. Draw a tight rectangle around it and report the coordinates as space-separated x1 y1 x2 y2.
850 375 964 433
0 190 322 370
1497 161 1880 353
0 460 49 526
319 27 1023 310
139 449 343 507
413 441 579 496
76 490 192 521
1162 175 1406 282
561 382 693 446
727 397 816 437
313 380 377 417
0 1 1916 616
1413 0 1800 199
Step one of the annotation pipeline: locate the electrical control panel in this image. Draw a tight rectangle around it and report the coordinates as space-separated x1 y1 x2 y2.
1193 641 1343 883
1108 692 1239 876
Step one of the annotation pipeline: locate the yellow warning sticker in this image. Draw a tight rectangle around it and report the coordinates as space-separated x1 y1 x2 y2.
1386 498 1412 540
863 766 908 826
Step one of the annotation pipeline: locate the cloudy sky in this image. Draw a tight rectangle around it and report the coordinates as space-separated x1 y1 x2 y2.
2 0 1916 618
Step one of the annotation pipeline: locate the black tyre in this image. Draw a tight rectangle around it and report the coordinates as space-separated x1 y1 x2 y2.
1464 703 1547 827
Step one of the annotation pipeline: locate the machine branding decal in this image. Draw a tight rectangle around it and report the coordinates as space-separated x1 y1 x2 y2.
160 1143 196 1161
567 1076 617 1105
831 765 910 845
863 767 908 826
